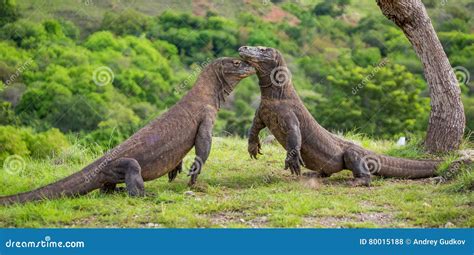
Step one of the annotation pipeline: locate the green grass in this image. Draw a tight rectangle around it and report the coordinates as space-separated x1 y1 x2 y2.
0 136 472 228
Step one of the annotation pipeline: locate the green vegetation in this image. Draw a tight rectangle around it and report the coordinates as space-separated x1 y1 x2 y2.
0 136 472 228
0 0 472 227
0 125 69 161
1 0 472 148
0 0 19 27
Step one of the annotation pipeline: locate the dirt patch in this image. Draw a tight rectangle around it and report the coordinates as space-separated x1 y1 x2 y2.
300 177 323 190
303 212 395 228
262 5 300 26
210 211 269 228
68 216 120 228
192 0 214 16
303 200 396 228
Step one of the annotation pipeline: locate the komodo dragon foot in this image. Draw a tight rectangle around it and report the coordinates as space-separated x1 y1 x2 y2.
168 161 183 182
100 183 127 194
285 150 305 176
187 158 203 186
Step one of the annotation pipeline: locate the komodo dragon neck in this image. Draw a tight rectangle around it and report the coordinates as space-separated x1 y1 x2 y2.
256 59 300 101
182 62 239 109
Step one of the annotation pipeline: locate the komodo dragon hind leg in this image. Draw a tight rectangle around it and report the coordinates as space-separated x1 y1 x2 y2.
168 161 183 182
100 183 127 194
101 158 145 196
343 147 372 187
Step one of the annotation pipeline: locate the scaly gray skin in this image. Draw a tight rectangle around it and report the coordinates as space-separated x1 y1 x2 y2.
0 58 255 205
239 46 453 186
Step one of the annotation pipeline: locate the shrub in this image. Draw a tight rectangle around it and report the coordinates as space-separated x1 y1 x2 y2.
0 125 70 161
0 125 29 161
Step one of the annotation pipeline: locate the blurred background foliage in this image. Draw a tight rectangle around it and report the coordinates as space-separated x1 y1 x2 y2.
0 0 472 160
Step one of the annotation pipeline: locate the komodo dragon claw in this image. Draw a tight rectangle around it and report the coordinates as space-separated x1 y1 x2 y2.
187 161 202 186
248 142 263 159
285 150 305 176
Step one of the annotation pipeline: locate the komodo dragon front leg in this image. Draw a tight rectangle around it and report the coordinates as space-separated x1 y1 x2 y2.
281 111 305 176
188 108 217 186
248 110 266 159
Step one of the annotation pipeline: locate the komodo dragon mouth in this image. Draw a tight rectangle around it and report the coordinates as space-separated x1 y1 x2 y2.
238 46 276 64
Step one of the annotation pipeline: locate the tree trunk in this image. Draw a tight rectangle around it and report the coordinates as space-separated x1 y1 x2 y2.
376 0 465 153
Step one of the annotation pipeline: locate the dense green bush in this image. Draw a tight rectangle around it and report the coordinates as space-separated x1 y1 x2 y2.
0 1 473 154
0 0 19 27
0 126 70 161
318 62 429 138
463 96 474 135
0 125 29 161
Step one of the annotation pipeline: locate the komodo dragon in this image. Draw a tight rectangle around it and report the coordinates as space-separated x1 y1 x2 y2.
0 57 255 205
239 46 469 186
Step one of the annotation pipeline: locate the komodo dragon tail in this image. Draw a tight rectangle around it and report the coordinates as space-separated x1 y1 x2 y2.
370 154 441 178
0 162 103 206
345 145 472 179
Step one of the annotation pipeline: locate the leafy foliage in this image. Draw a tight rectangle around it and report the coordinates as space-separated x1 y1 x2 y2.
0 0 19 27
0 1 473 159
0 125 70 161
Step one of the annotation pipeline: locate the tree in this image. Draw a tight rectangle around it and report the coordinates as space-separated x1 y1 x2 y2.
101 10 150 36
376 0 466 153
313 0 351 17
0 0 19 27
315 62 430 138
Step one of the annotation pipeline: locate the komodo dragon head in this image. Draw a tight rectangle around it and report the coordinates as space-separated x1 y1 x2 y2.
239 46 291 90
238 46 284 72
206 57 256 104
215 57 256 80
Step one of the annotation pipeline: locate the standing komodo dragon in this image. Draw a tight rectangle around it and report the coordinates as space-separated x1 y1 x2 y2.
0 58 255 205
239 46 469 186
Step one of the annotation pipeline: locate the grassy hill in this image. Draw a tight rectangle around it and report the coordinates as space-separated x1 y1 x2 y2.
1 0 472 228
16 0 474 27
1 136 472 228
